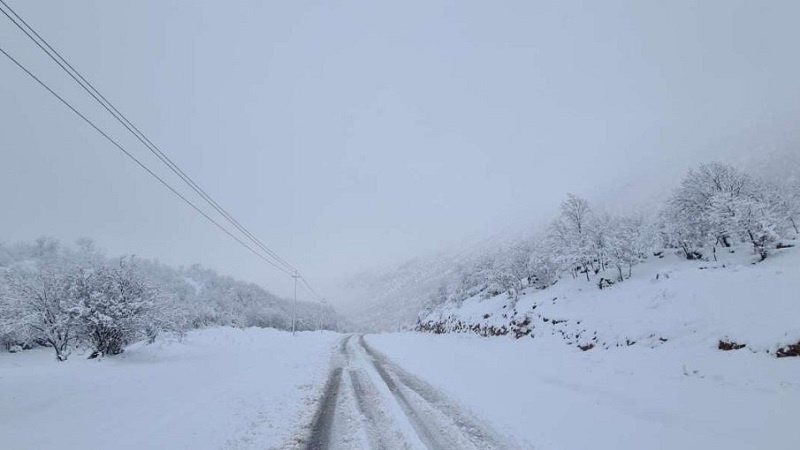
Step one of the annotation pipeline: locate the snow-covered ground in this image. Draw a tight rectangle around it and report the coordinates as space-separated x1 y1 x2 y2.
3 247 799 450
370 245 800 450
0 327 340 450
368 332 800 450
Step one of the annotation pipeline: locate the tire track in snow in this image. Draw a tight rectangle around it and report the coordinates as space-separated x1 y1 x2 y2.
304 335 523 450
305 366 342 450
349 368 410 450
359 336 515 450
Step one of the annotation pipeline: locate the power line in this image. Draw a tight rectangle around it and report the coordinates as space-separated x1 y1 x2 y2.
291 271 299 335
0 0 299 276
0 0 329 303
300 275 324 301
298 281 320 302
0 43 294 277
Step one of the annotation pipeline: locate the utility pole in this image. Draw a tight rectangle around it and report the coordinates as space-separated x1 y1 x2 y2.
318 298 326 332
292 271 299 336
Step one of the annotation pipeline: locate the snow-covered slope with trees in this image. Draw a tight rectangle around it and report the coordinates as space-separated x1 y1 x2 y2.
346 161 799 336
417 244 800 356
0 238 345 360
339 236 510 332
413 161 800 357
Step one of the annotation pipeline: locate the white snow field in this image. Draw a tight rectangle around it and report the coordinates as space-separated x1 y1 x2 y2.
2 247 799 450
370 245 800 450
369 332 800 450
0 327 340 450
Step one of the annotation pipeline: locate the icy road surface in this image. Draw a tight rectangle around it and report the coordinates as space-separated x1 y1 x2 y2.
304 335 526 450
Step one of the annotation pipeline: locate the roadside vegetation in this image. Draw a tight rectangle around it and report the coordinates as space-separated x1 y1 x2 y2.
0 239 341 360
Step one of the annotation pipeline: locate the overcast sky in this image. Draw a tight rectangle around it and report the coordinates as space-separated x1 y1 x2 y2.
2 0 799 302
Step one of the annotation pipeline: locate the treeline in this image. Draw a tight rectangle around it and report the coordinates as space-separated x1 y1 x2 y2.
0 238 341 360
422 162 799 312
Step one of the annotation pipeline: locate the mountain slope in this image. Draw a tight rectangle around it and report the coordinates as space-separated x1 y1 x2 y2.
417 243 800 356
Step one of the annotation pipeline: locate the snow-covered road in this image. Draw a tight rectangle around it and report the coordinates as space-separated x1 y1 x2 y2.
305 335 523 450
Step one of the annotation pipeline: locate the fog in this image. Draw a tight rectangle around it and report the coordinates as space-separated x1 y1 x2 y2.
2 0 799 303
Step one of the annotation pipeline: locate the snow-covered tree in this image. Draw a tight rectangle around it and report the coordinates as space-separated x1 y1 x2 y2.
605 215 654 281
549 194 597 280
764 180 800 236
489 240 535 304
1 266 83 361
663 163 791 261
77 258 157 357
527 239 559 288
709 190 781 261
664 163 751 258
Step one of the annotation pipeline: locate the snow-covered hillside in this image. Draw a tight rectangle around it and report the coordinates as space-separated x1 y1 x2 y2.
339 235 514 331
340 229 551 332
417 244 800 357
0 328 339 450
344 162 800 334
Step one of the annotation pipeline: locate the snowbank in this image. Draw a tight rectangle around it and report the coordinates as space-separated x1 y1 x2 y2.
0 327 340 450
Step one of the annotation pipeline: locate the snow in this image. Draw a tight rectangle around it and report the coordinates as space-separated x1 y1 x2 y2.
2 246 799 450
371 245 800 450
310 335 520 450
367 332 800 450
420 244 800 354
0 327 340 450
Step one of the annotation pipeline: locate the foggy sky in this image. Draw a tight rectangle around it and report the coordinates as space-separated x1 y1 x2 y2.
2 0 800 302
